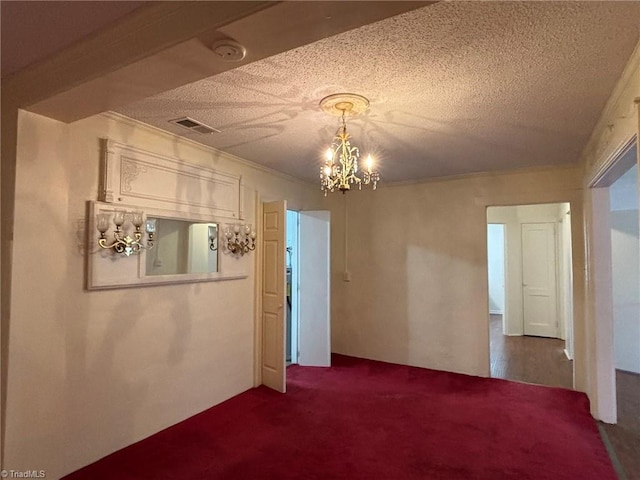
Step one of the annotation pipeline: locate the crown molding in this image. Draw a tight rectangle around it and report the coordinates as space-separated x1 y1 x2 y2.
381 163 582 189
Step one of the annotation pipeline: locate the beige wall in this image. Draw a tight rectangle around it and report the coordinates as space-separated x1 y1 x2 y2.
5 110 321 478
327 167 585 380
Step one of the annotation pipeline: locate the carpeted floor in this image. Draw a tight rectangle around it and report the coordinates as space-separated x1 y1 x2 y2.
64 354 615 480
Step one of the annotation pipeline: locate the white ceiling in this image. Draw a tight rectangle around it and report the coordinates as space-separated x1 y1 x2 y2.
113 2 637 184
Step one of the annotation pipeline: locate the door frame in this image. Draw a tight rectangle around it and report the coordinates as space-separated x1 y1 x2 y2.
587 134 637 423
253 193 264 387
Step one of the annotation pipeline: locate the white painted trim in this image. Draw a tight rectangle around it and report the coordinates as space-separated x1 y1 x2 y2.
101 111 315 188
588 133 638 188
253 191 263 388
383 164 580 189
87 272 247 290
101 138 242 219
590 187 617 424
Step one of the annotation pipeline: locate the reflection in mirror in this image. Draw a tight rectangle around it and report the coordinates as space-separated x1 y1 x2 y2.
145 218 218 276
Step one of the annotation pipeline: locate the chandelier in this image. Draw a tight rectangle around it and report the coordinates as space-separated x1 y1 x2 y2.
319 93 380 195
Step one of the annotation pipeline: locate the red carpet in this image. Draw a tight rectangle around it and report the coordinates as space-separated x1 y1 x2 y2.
64 354 615 479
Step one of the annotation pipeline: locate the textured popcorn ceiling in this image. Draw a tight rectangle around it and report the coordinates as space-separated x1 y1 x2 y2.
117 2 640 183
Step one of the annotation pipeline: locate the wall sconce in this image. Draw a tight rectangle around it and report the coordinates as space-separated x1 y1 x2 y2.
96 210 156 256
224 224 256 256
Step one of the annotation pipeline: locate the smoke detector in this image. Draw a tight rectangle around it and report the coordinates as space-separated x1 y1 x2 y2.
211 40 247 62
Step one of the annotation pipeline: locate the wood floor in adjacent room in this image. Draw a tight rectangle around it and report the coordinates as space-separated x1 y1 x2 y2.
489 314 573 389
489 314 640 479
600 370 640 480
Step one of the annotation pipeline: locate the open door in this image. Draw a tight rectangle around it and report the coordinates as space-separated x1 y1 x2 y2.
298 211 331 366
261 201 286 392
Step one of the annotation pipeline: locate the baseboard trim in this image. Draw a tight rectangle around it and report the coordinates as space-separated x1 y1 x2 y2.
489 310 503 315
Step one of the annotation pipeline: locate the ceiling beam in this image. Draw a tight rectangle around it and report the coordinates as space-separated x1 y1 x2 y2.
4 1 432 123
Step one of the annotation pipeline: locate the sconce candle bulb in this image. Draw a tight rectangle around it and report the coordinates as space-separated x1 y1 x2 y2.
224 224 256 256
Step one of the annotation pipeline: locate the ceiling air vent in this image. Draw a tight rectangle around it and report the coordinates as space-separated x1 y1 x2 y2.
169 117 221 135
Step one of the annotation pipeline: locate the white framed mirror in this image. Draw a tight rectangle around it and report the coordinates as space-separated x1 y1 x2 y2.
88 201 249 290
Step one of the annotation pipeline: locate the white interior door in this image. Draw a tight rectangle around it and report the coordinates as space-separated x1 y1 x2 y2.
522 222 558 338
298 211 331 366
261 201 286 392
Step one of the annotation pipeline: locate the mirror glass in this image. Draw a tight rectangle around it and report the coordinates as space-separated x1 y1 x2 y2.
145 218 218 276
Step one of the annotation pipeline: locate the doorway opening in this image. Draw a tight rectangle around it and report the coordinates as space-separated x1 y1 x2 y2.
487 203 574 389
590 141 640 477
259 201 331 394
608 159 640 453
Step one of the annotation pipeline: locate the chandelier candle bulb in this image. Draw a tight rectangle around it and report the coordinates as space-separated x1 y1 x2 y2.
366 155 373 173
325 149 333 161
